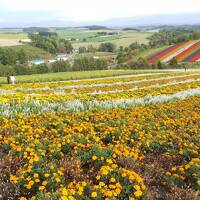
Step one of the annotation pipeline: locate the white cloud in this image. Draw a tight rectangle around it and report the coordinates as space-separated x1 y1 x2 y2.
0 0 200 21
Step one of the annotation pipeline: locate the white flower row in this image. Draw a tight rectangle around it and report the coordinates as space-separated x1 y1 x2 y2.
89 78 200 95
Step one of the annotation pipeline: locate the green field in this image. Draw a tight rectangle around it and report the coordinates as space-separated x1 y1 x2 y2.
2 45 52 59
0 28 27 40
56 29 153 48
0 33 28 40
76 51 116 59
136 45 169 59
0 69 169 84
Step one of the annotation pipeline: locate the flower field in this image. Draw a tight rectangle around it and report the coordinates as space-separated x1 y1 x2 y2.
0 71 200 199
148 40 200 63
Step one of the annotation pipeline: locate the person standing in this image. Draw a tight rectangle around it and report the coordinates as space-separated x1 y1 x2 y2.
7 74 10 84
9 74 16 84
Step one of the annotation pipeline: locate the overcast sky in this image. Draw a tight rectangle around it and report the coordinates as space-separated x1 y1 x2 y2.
0 0 200 25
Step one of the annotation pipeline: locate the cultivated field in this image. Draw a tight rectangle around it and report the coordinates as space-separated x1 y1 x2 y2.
0 70 199 199
0 39 22 47
0 69 167 83
0 30 28 47
56 29 153 48
148 40 200 63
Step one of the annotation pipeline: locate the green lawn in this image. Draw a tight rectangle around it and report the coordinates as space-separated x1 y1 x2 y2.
0 70 168 84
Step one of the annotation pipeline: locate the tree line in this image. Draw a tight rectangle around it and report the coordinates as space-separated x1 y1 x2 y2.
28 33 73 54
148 29 200 47
0 57 108 77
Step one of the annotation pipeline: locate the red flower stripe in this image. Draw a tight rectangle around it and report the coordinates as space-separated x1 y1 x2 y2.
175 40 200 61
148 42 187 63
184 49 200 62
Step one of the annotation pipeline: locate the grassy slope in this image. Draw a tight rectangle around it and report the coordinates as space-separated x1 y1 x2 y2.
136 46 169 60
0 70 167 84
3 45 52 60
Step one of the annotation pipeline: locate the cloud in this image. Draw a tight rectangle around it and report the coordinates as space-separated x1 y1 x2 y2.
0 0 200 24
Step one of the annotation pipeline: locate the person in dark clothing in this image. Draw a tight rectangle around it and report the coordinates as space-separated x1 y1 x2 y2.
7 74 10 84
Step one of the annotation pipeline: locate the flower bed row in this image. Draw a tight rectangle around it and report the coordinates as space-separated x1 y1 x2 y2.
148 42 188 63
148 40 200 63
0 96 199 199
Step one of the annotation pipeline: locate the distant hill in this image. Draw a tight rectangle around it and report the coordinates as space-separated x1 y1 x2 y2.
81 25 109 30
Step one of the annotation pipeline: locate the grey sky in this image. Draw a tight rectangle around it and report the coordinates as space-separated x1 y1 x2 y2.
0 0 200 26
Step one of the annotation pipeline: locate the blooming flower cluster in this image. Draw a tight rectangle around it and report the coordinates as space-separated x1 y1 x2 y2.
0 71 199 199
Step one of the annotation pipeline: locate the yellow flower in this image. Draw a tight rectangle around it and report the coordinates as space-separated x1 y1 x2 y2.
165 172 171 176
35 179 40 183
133 185 140 191
55 177 61 183
99 182 105 187
197 180 200 186
115 188 121 195
91 192 97 198
44 173 50 178
29 180 34 186
110 177 116 182
96 175 101 180
33 173 39 178
61 196 67 200
16 147 22 152
82 181 87 187
42 181 48 186
19 197 27 200
39 186 45 190
92 155 97 160
62 188 68 196
134 190 142 197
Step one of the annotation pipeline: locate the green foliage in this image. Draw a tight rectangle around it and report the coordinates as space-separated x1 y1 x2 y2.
28 33 58 54
51 60 71 72
98 42 116 52
148 29 200 47
17 49 28 64
73 56 108 71
35 63 49 74
64 40 73 54
0 48 16 65
29 33 74 54
0 64 15 76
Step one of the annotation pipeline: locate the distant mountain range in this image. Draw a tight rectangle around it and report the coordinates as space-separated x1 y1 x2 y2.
0 12 200 28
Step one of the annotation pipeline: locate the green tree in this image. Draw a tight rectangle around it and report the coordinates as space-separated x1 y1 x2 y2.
35 63 49 74
98 43 116 52
51 60 71 72
17 49 28 64
0 48 16 65
64 41 73 54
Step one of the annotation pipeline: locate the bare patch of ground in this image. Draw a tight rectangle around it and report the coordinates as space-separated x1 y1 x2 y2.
0 39 23 47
